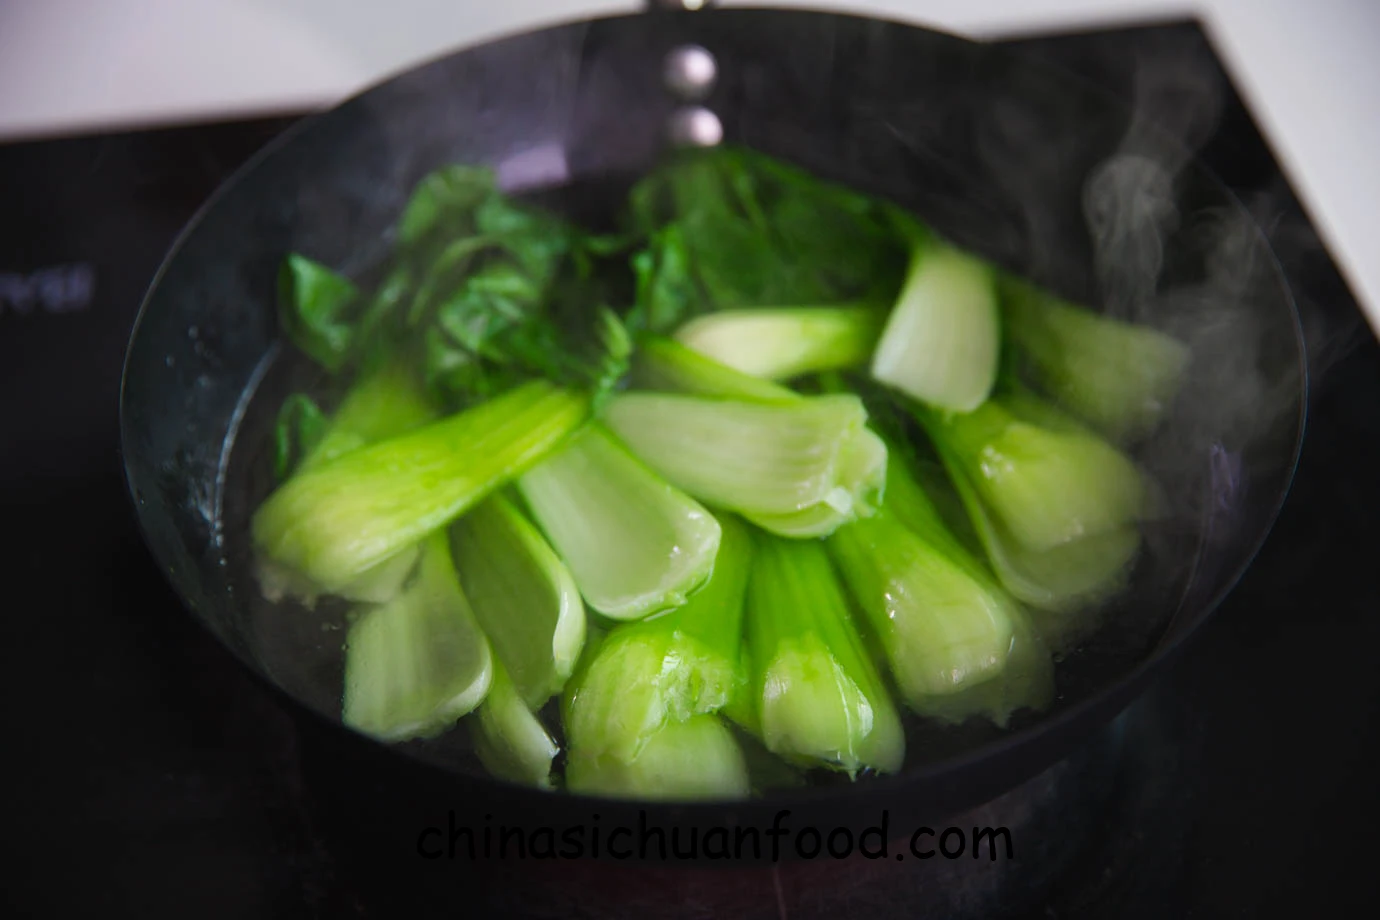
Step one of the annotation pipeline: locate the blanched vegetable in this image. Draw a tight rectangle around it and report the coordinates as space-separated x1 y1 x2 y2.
452 494 585 707
292 359 440 475
252 381 587 600
919 397 1149 554
740 534 905 776
871 242 1002 413
673 306 884 381
517 424 721 621
1002 276 1189 443
627 146 909 317
260 359 440 605
342 530 492 741
252 145 1193 797
277 254 360 373
630 334 800 403
602 392 886 539
829 459 1054 725
562 513 753 763
915 393 1147 620
934 442 1141 618
742 426 889 538
565 714 749 800
471 660 560 788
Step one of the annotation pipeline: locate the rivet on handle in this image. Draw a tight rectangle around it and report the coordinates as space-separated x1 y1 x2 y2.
667 106 723 148
649 0 721 147
664 44 718 101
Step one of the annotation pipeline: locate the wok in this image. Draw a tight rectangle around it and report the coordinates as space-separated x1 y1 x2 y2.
119 3 1305 912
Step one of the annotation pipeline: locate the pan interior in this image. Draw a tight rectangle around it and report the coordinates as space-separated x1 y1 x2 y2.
121 10 1306 799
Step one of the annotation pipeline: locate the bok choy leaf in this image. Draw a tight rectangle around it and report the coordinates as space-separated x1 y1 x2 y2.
516 424 722 621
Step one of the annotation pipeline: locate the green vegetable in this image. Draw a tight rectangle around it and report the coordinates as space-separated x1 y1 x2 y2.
255 146 1193 790
627 146 908 316
740 534 905 777
629 334 799 403
279 164 634 410
915 395 1146 619
934 442 1141 620
471 659 560 789
452 494 586 707
273 394 330 482
1002 276 1189 443
295 358 441 473
743 426 890 539
828 460 1053 726
516 424 722 621
252 380 587 600
278 254 360 372
673 306 885 381
395 165 635 408
628 224 699 336
562 513 753 764
565 713 749 801
871 242 1002 413
628 336 894 541
342 530 492 741
919 397 1149 554
602 392 886 539
260 360 441 605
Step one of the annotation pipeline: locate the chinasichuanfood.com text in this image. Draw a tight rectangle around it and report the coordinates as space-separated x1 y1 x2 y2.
416 810 1014 862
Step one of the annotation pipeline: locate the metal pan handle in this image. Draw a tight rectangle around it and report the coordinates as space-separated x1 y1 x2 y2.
644 1 724 147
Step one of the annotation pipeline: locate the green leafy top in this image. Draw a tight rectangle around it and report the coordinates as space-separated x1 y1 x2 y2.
625 146 911 330
277 150 922 416
277 165 635 412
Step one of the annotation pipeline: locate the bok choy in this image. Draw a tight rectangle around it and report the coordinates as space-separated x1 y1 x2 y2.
248 143 1194 800
342 530 492 741
471 660 560 789
739 534 905 777
452 494 585 706
602 392 886 538
916 392 1151 624
562 513 753 765
259 358 440 606
565 713 750 801
252 381 587 600
516 424 721 621
453 494 584 787
1001 276 1189 443
829 459 1054 725
871 241 1002 413
673 306 885 381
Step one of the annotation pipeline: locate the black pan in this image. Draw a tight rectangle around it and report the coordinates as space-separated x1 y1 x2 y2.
118 5 1305 914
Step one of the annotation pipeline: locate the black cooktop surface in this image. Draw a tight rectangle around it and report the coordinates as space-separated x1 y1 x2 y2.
2 18 1377 919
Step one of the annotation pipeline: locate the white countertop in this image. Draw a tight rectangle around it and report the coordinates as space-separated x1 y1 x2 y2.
2 0 1376 330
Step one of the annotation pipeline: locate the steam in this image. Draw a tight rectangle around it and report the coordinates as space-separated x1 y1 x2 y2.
1077 53 1291 602
980 30 1361 630
1082 30 1223 321
1083 154 1177 317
